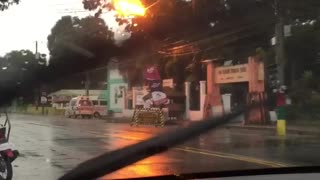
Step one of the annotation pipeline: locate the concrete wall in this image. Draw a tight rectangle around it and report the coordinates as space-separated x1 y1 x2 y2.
113 109 134 118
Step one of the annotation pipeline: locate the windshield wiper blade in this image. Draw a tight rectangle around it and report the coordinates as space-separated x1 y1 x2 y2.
59 108 244 180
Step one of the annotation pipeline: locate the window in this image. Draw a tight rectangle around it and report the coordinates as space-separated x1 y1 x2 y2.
70 99 76 106
100 101 107 106
92 100 99 105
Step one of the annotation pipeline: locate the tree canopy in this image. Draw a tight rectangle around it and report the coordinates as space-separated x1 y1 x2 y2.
286 21 320 82
47 16 119 80
0 0 19 11
0 49 46 104
80 0 320 87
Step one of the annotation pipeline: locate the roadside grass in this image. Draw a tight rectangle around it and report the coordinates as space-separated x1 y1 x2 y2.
285 105 320 130
14 105 65 116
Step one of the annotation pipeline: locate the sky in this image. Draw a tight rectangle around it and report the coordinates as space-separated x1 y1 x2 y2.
0 0 126 57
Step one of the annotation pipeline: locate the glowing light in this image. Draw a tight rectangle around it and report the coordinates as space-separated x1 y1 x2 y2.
112 0 146 17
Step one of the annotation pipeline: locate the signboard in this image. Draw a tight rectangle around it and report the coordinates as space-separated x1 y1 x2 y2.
149 80 162 92
131 108 165 127
151 91 169 106
284 25 291 37
143 65 161 81
109 83 126 109
215 64 249 84
135 90 145 106
142 65 168 107
40 96 47 104
162 79 174 88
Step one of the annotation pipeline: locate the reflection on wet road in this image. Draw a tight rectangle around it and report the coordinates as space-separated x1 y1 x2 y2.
9 114 320 179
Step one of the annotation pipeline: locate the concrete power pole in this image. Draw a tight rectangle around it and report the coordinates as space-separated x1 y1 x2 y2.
274 0 286 86
85 72 90 96
35 41 39 110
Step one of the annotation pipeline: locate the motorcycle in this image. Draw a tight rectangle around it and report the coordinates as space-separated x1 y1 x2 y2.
0 111 19 180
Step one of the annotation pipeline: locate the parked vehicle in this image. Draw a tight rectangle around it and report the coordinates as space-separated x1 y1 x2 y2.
91 99 108 118
65 96 94 119
0 111 19 180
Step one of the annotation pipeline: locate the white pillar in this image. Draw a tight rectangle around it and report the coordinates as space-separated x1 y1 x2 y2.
121 88 126 112
222 94 232 114
199 81 207 115
132 87 137 109
185 82 191 119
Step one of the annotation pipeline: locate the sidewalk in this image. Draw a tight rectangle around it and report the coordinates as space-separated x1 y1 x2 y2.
103 117 183 126
225 123 320 136
15 113 319 136
102 117 320 135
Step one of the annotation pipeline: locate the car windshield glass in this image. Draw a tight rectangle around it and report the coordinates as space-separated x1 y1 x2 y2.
78 100 92 106
0 0 320 180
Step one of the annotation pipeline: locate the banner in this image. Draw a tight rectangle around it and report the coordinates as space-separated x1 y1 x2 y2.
142 65 168 107
163 79 174 88
215 64 249 84
149 80 162 92
151 91 169 106
144 65 161 81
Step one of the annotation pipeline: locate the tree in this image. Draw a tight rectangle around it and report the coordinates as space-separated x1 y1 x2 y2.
0 0 19 11
285 21 320 84
0 50 46 83
47 16 119 81
0 49 46 104
82 0 320 88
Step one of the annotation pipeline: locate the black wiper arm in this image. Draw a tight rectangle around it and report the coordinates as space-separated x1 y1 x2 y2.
59 108 244 180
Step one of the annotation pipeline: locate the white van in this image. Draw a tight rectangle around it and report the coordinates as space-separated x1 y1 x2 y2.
65 96 94 118
91 99 108 118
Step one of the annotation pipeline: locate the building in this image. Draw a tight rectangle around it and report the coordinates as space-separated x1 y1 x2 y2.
106 61 128 115
48 89 108 109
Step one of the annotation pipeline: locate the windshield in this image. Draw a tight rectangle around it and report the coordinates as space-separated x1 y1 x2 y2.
78 100 92 106
0 0 320 180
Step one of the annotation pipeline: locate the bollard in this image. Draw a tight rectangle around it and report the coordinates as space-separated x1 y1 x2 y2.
276 106 286 136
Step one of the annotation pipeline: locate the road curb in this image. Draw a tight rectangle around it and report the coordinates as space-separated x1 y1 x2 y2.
225 125 320 136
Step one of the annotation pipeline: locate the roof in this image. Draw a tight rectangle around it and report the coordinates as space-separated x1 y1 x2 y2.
48 89 107 98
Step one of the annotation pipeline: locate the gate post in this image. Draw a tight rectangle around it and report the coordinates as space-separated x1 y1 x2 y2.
246 57 266 124
203 60 223 118
185 82 191 119
199 81 206 116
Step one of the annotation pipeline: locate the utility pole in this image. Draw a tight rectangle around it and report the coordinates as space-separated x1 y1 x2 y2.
85 71 90 96
274 0 288 136
35 41 39 110
35 41 38 55
274 0 286 86
192 0 202 17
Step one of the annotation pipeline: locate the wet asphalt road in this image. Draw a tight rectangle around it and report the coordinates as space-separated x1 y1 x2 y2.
7 114 320 180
